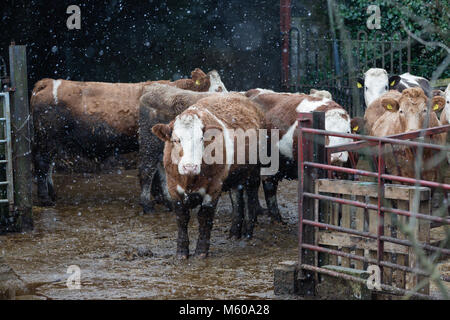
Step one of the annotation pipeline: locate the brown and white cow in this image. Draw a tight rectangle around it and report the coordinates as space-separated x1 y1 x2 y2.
364 90 402 135
31 68 226 205
248 91 353 221
151 93 265 258
370 87 446 181
440 84 450 125
138 83 222 213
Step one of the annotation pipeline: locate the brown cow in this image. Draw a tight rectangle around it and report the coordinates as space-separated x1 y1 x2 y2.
364 89 402 135
138 83 221 213
151 94 265 258
248 91 352 222
370 87 446 181
31 68 226 206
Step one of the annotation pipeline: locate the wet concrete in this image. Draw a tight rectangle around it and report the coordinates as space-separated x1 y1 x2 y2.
0 170 302 299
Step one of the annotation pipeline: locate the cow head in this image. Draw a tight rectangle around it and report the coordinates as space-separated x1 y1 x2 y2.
444 84 450 121
191 68 211 91
207 70 228 93
324 108 353 164
381 87 445 132
358 68 392 107
152 109 224 176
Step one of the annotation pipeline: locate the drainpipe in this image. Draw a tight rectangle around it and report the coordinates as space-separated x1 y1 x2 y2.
280 0 291 91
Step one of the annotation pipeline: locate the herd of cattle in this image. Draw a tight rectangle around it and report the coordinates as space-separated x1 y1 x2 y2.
29 67 449 259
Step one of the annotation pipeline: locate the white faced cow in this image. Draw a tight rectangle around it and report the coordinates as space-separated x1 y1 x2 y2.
357 68 431 108
151 93 265 259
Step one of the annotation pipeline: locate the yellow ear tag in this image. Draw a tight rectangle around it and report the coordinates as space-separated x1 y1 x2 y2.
357 82 362 88
386 104 393 110
353 125 359 132
433 104 439 110
390 80 396 86
195 80 201 85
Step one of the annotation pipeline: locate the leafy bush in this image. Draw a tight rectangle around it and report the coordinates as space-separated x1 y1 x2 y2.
336 0 449 79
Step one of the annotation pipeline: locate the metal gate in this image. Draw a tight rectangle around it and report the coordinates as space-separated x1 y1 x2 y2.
297 112 450 299
288 30 411 117
0 92 14 209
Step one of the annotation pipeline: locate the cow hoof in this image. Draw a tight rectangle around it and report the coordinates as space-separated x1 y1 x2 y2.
256 207 268 216
228 233 241 241
176 253 189 260
270 213 285 224
195 252 208 259
38 198 55 207
141 204 155 215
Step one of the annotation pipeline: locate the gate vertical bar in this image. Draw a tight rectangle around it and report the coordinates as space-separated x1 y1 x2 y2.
0 92 14 209
280 0 291 90
297 111 326 296
377 142 385 281
9 44 33 231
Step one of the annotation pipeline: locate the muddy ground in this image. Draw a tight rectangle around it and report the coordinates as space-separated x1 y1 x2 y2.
0 166 448 299
0 169 301 299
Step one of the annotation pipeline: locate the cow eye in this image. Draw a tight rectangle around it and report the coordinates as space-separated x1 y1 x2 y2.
399 110 403 114
171 138 180 143
385 85 388 90
365 87 368 91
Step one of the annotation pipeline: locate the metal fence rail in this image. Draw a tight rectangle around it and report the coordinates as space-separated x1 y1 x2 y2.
297 112 449 299
0 92 14 208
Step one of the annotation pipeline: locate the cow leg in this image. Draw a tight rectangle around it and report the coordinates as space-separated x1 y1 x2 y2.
242 174 261 239
262 175 284 223
229 187 244 240
47 162 56 202
138 115 164 214
150 162 172 211
195 200 218 258
34 151 55 206
174 201 190 259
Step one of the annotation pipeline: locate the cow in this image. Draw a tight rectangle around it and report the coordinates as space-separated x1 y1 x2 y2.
364 90 402 135
357 68 432 108
138 83 270 215
151 93 265 258
310 89 332 100
248 91 353 221
31 68 226 206
369 87 446 182
138 83 221 213
434 85 450 164
439 84 450 125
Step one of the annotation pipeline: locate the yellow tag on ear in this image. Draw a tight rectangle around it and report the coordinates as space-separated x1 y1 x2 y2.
387 104 393 110
195 80 201 85
357 82 363 88
353 125 359 132
433 104 439 110
390 80 396 86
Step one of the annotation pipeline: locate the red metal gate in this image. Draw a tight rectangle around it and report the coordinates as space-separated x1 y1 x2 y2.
297 112 450 299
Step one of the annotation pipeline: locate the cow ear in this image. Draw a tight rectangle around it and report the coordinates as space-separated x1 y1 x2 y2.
381 98 399 112
152 124 172 142
356 78 364 89
310 89 317 94
432 89 444 97
388 76 401 88
191 68 207 86
431 95 445 112
350 118 363 134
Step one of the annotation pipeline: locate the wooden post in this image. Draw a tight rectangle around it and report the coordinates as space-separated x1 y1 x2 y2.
9 44 33 231
297 111 326 295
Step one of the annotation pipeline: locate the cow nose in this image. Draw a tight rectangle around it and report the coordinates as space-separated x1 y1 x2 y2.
183 164 199 174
